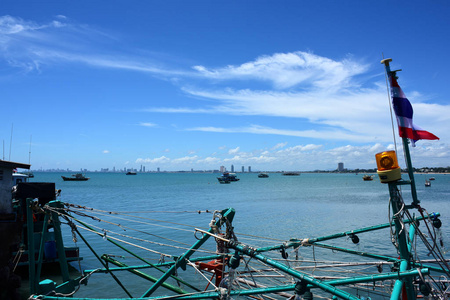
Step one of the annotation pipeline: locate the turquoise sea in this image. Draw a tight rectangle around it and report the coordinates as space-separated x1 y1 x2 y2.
27 172 450 298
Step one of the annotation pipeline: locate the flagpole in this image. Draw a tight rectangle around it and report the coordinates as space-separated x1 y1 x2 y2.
381 58 419 206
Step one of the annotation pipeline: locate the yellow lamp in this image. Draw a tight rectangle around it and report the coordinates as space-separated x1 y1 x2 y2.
375 150 402 183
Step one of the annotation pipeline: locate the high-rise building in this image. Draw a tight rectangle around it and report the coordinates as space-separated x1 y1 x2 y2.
220 166 225 173
248 166 251 173
242 166 245 173
338 162 344 172
231 165 234 172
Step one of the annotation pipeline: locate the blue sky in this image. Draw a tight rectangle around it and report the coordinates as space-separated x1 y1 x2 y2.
1 1 450 171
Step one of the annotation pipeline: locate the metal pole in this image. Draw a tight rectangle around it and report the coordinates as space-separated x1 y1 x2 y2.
48 201 70 282
142 208 235 297
26 198 36 294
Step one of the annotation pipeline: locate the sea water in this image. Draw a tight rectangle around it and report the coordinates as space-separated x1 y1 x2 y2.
28 172 450 298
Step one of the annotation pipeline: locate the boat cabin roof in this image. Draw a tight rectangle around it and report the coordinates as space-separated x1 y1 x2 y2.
0 160 30 170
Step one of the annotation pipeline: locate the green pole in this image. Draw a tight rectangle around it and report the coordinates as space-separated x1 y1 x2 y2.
73 216 199 292
101 254 188 294
83 254 223 274
74 226 133 298
48 201 70 282
26 198 36 294
231 242 360 300
141 208 235 297
388 183 415 300
36 212 50 287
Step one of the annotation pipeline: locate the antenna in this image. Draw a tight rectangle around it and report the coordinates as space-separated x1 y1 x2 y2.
29 135 32 164
9 123 13 161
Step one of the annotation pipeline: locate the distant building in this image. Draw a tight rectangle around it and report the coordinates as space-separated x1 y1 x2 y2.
143 166 145 173
231 165 234 172
248 166 251 173
338 162 344 172
157 167 160 173
242 166 245 173
220 166 225 173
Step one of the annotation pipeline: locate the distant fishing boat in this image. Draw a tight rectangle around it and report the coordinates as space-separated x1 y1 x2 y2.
61 173 89 181
362 174 374 181
425 180 431 187
282 172 300 176
258 173 269 178
126 171 137 175
217 172 239 183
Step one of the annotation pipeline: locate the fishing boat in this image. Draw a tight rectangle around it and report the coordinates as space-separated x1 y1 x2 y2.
217 172 239 183
282 172 300 176
258 173 269 178
126 171 137 175
24 59 449 300
362 174 374 181
1 160 82 298
425 180 431 187
61 173 89 181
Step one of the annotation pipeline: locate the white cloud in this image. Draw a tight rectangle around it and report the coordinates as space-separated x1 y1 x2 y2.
228 147 240 154
103 150 110 154
136 156 170 164
139 122 157 127
193 52 368 90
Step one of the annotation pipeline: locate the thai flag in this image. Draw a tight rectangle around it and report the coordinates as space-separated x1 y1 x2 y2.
389 75 439 144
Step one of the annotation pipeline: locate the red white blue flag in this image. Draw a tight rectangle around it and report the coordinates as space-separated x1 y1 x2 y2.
389 75 439 143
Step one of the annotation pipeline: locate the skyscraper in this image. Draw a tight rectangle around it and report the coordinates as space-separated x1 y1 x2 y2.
338 162 344 172
231 165 234 172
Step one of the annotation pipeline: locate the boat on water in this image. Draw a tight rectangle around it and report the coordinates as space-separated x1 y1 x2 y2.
217 172 239 183
362 174 374 181
429 177 436 180
425 180 431 187
258 173 269 178
23 59 450 300
282 171 300 176
61 173 89 181
126 171 137 175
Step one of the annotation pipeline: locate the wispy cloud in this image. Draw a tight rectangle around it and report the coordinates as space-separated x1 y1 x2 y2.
186 124 385 143
0 15 185 76
139 122 157 127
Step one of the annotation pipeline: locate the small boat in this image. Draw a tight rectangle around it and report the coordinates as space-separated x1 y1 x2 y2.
258 173 269 178
425 180 431 187
126 171 137 175
282 172 300 176
61 173 89 181
217 177 231 184
429 177 435 180
217 172 239 183
363 174 374 181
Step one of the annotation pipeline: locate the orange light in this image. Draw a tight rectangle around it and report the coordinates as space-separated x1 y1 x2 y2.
376 151 399 171
375 150 401 183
